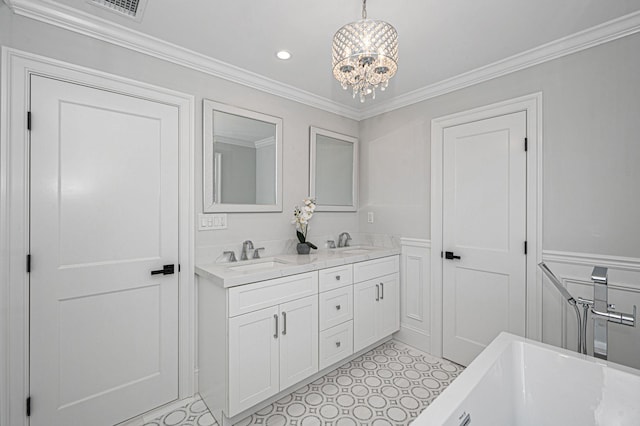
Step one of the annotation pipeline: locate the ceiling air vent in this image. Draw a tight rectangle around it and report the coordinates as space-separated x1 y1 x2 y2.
90 0 147 20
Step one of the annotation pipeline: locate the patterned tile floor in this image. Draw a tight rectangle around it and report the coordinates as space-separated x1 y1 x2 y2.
144 340 464 426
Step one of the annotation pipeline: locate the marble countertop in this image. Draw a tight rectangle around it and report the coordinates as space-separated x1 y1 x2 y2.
195 246 400 288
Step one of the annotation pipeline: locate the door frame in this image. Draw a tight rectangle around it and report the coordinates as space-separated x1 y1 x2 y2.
0 47 196 426
430 93 543 358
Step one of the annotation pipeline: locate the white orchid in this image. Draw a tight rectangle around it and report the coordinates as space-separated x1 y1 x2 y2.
292 198 317 249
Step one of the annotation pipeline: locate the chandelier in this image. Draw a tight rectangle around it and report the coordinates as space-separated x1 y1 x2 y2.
332 0 398 102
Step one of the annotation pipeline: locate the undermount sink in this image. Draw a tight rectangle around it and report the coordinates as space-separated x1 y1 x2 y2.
340 249 374 255
228 259 289 272
335 246 378 255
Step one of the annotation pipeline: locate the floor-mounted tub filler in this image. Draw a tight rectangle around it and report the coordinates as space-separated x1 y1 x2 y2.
414 332 640 426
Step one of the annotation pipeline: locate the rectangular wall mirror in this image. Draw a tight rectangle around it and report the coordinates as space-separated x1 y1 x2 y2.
309 127 358 212
203 100 283 212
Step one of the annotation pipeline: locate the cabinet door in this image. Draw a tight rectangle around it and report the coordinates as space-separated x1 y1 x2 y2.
353 280 379 352
377 274 400 338
228 306 279 416
279 295 319 390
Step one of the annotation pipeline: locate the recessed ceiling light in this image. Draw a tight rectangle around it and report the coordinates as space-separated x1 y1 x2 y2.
276 50 292 60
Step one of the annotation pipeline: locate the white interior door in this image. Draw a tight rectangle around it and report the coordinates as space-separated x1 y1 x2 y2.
442 111 527 366
29 75 180 425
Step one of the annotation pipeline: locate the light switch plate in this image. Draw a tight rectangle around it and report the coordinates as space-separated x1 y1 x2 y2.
367 212 374 223
199 213 227 230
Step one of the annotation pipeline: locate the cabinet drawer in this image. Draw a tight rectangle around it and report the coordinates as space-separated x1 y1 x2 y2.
319 321 353 370
319 286 353 331
318 264 353 292
228 272 318 317
353 256 399 283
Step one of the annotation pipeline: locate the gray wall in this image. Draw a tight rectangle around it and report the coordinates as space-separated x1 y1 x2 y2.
2 5 639 259
0 6 359 257
359 33 640 258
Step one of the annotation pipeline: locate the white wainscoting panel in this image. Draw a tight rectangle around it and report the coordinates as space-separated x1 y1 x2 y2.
395 238 432 353
541 250 640 370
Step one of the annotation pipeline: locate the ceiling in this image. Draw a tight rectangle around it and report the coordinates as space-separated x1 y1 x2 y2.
11 0 640 113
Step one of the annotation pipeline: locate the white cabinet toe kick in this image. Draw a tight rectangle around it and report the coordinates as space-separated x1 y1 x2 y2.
197 255 399 426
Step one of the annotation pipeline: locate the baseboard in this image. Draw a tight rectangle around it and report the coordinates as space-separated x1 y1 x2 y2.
117 395 199 426
394 324 431 354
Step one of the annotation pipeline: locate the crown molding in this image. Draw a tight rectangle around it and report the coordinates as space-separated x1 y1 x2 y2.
4 1 640 122
3 0 362 120
359 10 640 120
254 136 276 149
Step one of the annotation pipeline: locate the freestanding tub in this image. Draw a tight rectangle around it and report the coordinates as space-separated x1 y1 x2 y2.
413 332 640 425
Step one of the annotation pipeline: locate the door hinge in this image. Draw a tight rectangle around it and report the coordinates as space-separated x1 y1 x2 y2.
178 264 181 272
440 251 443 258
26 396 31 417
524 137 528 152
27 111 31 131
26 254 31 273
524 241 528 255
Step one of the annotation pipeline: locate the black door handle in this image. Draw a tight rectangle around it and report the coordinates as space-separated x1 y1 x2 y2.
151 264 175 275
444 251 461 260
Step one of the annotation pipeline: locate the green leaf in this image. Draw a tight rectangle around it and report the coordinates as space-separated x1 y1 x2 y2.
296 231 305 243
306 241 318 250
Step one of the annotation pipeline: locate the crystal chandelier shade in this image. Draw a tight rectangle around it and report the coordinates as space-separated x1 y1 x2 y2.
332 1 398 102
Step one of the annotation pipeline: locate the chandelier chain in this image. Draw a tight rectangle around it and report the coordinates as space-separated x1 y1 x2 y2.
362 0 367 19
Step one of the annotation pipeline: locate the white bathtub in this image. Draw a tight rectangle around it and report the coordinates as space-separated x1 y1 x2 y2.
413 332 640 426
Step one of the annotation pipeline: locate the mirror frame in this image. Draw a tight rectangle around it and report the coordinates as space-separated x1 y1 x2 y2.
203 100 283 213
309 126 359 212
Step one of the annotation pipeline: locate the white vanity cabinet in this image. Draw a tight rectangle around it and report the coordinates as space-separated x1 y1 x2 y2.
228 273 319 415
199 271 318 421
197 253 399 426
318 264 354 370
228 294 318 415
353 258 400 352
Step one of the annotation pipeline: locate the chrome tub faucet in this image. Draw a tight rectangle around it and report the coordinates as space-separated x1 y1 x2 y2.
589 266 636 360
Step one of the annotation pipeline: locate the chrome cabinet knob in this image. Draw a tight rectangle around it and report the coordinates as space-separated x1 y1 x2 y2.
336 341 341 348
335 275 341 281
336 304 341 310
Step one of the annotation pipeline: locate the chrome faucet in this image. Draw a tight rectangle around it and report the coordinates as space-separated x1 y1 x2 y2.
539 262 636 357
337 232 352 248
253 247 265 259
223 251 237 262
589 266 636 360
591 267 609 359
240 240 254 261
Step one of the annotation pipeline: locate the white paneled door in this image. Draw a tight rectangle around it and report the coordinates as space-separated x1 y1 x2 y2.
29 75 180 425
442 111 527 366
